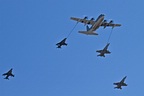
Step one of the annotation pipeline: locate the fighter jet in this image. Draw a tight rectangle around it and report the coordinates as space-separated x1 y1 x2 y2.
113 76 127 89
96 43 111 57
56 38 67 48
2 68 14 80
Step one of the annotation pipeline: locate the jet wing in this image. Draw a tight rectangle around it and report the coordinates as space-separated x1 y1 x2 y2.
56 43 60 45
122 83 127 86
101 22 121 28
113 82 119 85
2 73 7 76
104 43 110 50
106 50 111 54
96 50 103 53
70 17 95 25
120 76 127 83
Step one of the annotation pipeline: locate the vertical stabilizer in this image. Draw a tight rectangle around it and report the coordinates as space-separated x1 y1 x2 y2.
86 25 90 31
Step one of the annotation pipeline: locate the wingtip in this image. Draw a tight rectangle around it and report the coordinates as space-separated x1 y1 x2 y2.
70 17 74 20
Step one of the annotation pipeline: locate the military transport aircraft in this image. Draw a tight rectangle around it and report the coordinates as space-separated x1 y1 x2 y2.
96 43 111 57
113 76 127 89
56 38 67 48
70 14 121 35
2 68 14 80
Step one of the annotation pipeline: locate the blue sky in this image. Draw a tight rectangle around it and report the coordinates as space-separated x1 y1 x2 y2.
0 0 144 96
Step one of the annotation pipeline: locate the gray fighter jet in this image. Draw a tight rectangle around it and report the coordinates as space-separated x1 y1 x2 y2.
113 76 127 89
96 43 111 57
56 38 67 48
2 68 14 80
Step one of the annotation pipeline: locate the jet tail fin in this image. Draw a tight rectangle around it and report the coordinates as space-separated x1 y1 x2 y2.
4 77 9 80
97 54 105 57
57 46 61 48
114 86 122 89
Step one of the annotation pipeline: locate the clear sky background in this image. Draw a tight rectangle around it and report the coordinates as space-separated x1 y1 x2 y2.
0 0 144 96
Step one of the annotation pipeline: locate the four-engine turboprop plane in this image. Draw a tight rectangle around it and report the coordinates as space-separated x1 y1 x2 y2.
113 76 127 89
96 43 111 57
2 68 14 80
70 14 121 35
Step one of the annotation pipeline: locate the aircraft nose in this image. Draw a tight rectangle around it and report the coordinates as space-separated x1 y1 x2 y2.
101 14 105 16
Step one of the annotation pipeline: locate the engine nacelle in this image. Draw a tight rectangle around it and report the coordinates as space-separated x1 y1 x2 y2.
81 16 88 23
90 18 94 20
87 22 91 24
103 20 107 23
103 20 107 28
109 20 113 24
84 16 88 19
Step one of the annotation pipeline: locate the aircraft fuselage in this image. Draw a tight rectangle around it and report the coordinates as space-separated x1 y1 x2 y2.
91 14 105 31
78 15 104 35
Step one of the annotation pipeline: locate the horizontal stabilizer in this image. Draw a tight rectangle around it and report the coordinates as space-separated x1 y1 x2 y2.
78 31 98 35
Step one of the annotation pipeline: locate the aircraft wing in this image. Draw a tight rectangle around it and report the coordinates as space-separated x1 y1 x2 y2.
106 50 111 54
104 43 110 50
101 22 121 28
70 17 95 25
56 43 60 45
113 82 119 85
121 76 127 83
122 83 127 86
96 50 103 53
2 73 7 76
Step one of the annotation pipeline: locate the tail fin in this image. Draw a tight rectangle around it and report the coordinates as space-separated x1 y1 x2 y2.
4 77 9 80
114 86 122 89
86 25 90 31
97 54 105 57
57 46 61 48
